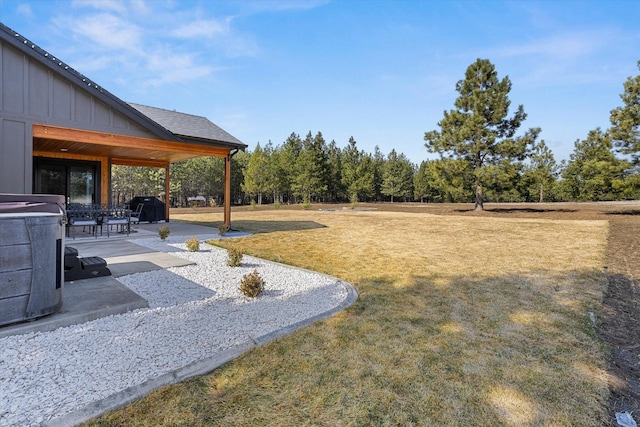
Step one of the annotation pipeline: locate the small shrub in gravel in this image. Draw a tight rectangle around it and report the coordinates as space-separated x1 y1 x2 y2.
217 224 229 236
186 237 200 252
239 269 265 298
227 247 243 267
274 201 281 209
158 225 170 240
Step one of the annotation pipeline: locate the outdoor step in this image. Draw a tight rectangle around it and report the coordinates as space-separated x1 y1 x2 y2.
80 256 107 269
64 252 111 281
65 246 78 257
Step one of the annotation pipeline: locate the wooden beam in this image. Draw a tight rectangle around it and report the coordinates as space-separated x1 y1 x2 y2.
111 158 170 168
224 154 231 228
33 124 231 158
33 150 103 162
101 158 109 204
165 166 171 222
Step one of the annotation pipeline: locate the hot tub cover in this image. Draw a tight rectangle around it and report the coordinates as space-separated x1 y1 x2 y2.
0 194 65 214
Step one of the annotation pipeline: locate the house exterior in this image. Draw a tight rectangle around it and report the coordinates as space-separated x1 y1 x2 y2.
0 22 246 226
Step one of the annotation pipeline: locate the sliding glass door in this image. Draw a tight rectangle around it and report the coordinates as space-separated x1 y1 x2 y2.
68 166 95 204
34 158 100 205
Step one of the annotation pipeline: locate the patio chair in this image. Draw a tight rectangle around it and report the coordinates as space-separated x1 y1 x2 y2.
128 203 144 230
101 205 130 237
67 206 98 239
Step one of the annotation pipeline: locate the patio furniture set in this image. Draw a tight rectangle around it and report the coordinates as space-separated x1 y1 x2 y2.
66 203 144 239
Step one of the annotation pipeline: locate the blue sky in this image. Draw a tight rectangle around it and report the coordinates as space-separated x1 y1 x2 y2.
1 0 639 164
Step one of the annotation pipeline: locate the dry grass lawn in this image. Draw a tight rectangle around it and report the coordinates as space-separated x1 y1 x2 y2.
86 208 610 426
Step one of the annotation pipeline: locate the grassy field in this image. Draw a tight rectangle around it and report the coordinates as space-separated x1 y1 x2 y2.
87 206 611 426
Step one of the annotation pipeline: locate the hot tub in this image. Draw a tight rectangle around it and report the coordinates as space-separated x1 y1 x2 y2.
0 194 65 326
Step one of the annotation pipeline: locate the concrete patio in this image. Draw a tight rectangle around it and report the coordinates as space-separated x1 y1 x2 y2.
0 221 223 338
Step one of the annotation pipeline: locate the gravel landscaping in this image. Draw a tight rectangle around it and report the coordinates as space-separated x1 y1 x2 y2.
0 234 355 427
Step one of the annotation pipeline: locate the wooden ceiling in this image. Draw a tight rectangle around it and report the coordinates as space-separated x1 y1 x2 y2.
32 124 231 167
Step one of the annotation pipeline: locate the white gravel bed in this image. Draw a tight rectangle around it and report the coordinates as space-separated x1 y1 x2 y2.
0 235 350 427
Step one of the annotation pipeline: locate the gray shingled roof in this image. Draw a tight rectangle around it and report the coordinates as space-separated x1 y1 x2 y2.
129 103 246 149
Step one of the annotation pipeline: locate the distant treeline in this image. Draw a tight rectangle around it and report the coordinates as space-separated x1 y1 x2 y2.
112 58 640 207
111 127 639 207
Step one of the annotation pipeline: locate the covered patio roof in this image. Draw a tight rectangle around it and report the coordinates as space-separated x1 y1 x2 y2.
32 124 235 168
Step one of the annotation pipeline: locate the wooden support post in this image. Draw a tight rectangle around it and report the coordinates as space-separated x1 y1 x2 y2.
165 166 171 222
224 154 231 229
103 158 111 205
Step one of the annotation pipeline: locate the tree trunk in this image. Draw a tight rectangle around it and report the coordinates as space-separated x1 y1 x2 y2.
475 180 484 210
474 151 484 210
539 184 544 203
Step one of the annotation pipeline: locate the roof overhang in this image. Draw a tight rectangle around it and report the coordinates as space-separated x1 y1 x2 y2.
33 124 232 167
178 134 247 152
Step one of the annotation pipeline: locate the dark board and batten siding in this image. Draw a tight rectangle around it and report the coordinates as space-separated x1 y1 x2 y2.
0 38 158 193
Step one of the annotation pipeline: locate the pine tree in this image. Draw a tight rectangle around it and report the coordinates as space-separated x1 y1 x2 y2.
424 58 539 210
413 159 472 203
610 60 640 163
265 143 287 203
279 133 302 203
341 137 374 202
561 129 632 201
326 140 344 201
381 149 414 202
292 132 327 203
521 140 558 202
413 161 434 203
372 146 386 201
483 160 524 203
242 143 269 204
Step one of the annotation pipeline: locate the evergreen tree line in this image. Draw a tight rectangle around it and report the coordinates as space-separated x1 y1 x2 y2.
112 59 640 206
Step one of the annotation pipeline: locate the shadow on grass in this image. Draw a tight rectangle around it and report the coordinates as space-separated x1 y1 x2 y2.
606 209 640 216
454 207 578 214
232 220 327 234
185 220 327 234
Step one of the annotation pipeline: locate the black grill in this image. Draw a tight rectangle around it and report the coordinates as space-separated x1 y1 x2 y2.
127 196 166 223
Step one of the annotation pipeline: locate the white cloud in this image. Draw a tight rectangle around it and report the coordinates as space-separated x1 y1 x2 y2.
242 0 330 13
145 51 218 86
491 31 611 60
172 18 232 39
16 3 33 18
170 17 259 58
130 0 150 14
71 0 129 14
46 2 258 88
67 13 143 52
68 54 115 73
470 29 626 88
